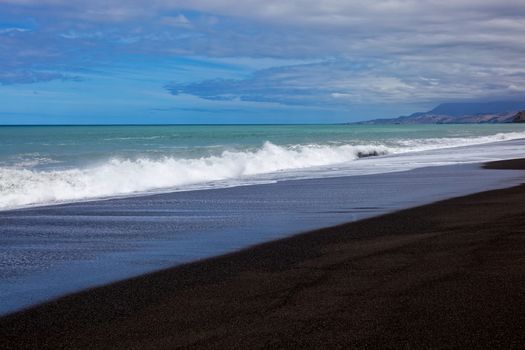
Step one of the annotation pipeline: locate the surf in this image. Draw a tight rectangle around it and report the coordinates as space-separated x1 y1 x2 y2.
2 129 525 210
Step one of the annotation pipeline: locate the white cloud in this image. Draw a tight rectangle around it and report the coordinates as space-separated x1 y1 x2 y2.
160 14 191 28
1 0 524 105
0 27 29 34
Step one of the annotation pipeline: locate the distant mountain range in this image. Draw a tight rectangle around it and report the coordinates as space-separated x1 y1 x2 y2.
356 101 525 124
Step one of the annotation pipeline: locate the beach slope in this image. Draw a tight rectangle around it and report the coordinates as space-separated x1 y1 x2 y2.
1 159 525 349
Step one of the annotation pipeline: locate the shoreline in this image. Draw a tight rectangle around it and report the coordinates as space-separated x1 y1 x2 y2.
1 159 525 348
1 160 523 316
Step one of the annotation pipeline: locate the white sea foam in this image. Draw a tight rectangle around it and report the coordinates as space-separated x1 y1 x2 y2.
1 131 525 210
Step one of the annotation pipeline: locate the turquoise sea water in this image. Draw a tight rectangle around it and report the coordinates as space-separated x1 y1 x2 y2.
1 124 525 210
2 124 525 165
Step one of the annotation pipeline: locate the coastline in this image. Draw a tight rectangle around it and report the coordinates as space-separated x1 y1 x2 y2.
1 158 523 316
1 159 525 349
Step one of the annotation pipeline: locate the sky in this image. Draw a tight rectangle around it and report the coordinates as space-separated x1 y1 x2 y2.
0 0 524 124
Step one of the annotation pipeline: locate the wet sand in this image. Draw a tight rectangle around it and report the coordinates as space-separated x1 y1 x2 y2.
1 159 525 349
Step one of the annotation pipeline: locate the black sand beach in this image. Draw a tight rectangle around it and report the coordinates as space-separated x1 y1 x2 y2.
1 159 525 349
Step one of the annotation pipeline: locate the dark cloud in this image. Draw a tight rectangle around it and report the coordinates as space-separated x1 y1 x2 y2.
166 59 525 105
0 70 80 84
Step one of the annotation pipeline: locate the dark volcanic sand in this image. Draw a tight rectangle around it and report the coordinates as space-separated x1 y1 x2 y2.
1 159 525 349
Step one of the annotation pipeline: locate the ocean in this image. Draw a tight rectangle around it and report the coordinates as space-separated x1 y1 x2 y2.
1 124 525 314
2 124 525 210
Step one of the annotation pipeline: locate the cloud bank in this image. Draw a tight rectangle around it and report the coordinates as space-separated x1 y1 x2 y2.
0 0 524 119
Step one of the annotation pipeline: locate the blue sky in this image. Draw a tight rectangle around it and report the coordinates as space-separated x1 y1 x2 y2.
0 1 524 124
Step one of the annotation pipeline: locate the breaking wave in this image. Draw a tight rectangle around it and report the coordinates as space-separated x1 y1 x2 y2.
1 131 525 210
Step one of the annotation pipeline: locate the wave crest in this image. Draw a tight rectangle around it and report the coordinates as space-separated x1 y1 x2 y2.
1 130 525 210
0 142 390 209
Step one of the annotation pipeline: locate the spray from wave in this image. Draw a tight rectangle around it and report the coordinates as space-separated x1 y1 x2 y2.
1 131 525 210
